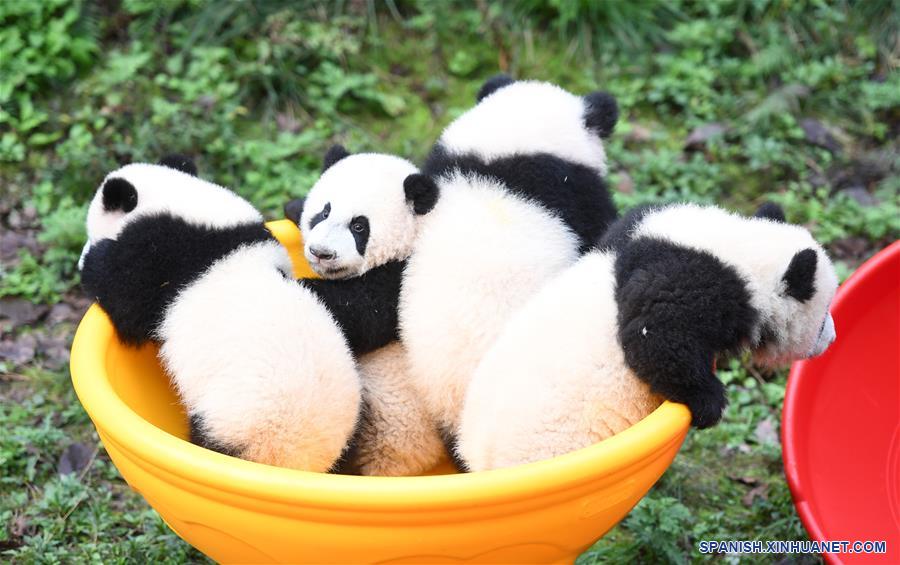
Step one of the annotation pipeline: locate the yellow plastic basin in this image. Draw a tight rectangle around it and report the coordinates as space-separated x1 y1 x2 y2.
70 219 691 564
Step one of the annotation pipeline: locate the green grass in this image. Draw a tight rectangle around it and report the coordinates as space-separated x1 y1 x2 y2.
1 0 897 562
0 365 207 563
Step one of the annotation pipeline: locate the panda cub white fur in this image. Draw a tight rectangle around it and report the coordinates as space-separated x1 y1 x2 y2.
80 156 360 472
353 342 445 476
399 76 619 467
285 146 444 476
458 203 839 471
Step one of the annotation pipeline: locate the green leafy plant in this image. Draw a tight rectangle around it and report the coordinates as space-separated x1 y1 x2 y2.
0 0 98 162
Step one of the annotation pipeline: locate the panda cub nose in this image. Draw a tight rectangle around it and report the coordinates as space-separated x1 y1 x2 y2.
309 246 336 261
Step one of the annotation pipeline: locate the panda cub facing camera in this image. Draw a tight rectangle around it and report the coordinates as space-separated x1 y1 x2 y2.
285 146 446 476
80 156 362 472
285 146 440 358
457 202 839 471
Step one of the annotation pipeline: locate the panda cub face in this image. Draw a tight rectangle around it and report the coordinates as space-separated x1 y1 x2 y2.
752 243 838 367
79 155 262 269
633 203 839 367
297 146 436 279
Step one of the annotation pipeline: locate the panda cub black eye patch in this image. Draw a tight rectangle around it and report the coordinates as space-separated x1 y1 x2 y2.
349 216 370 256
308 202 331 230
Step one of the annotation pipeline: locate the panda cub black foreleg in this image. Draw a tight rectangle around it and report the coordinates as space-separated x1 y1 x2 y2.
614 237 758 428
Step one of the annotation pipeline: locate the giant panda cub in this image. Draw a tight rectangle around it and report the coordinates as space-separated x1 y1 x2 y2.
284 146 445 476
457 203 838 471
399 76 620 465
80 156 364 472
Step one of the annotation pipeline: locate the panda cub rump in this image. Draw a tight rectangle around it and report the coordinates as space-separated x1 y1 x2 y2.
352 342 444 476
458 252 662 471
400 175 582 431
159 241 361 471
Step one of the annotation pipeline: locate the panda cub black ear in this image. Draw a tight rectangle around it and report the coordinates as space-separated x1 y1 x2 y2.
158 154 198 177
403 174 439 215
583 91 619 139
102 177 138 213
476 74 515 102
323 144 351 172
783 248 818 302
754 202 786 223
284 197 305 225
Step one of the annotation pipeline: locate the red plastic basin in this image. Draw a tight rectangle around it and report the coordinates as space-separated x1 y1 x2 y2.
783 240 900 564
